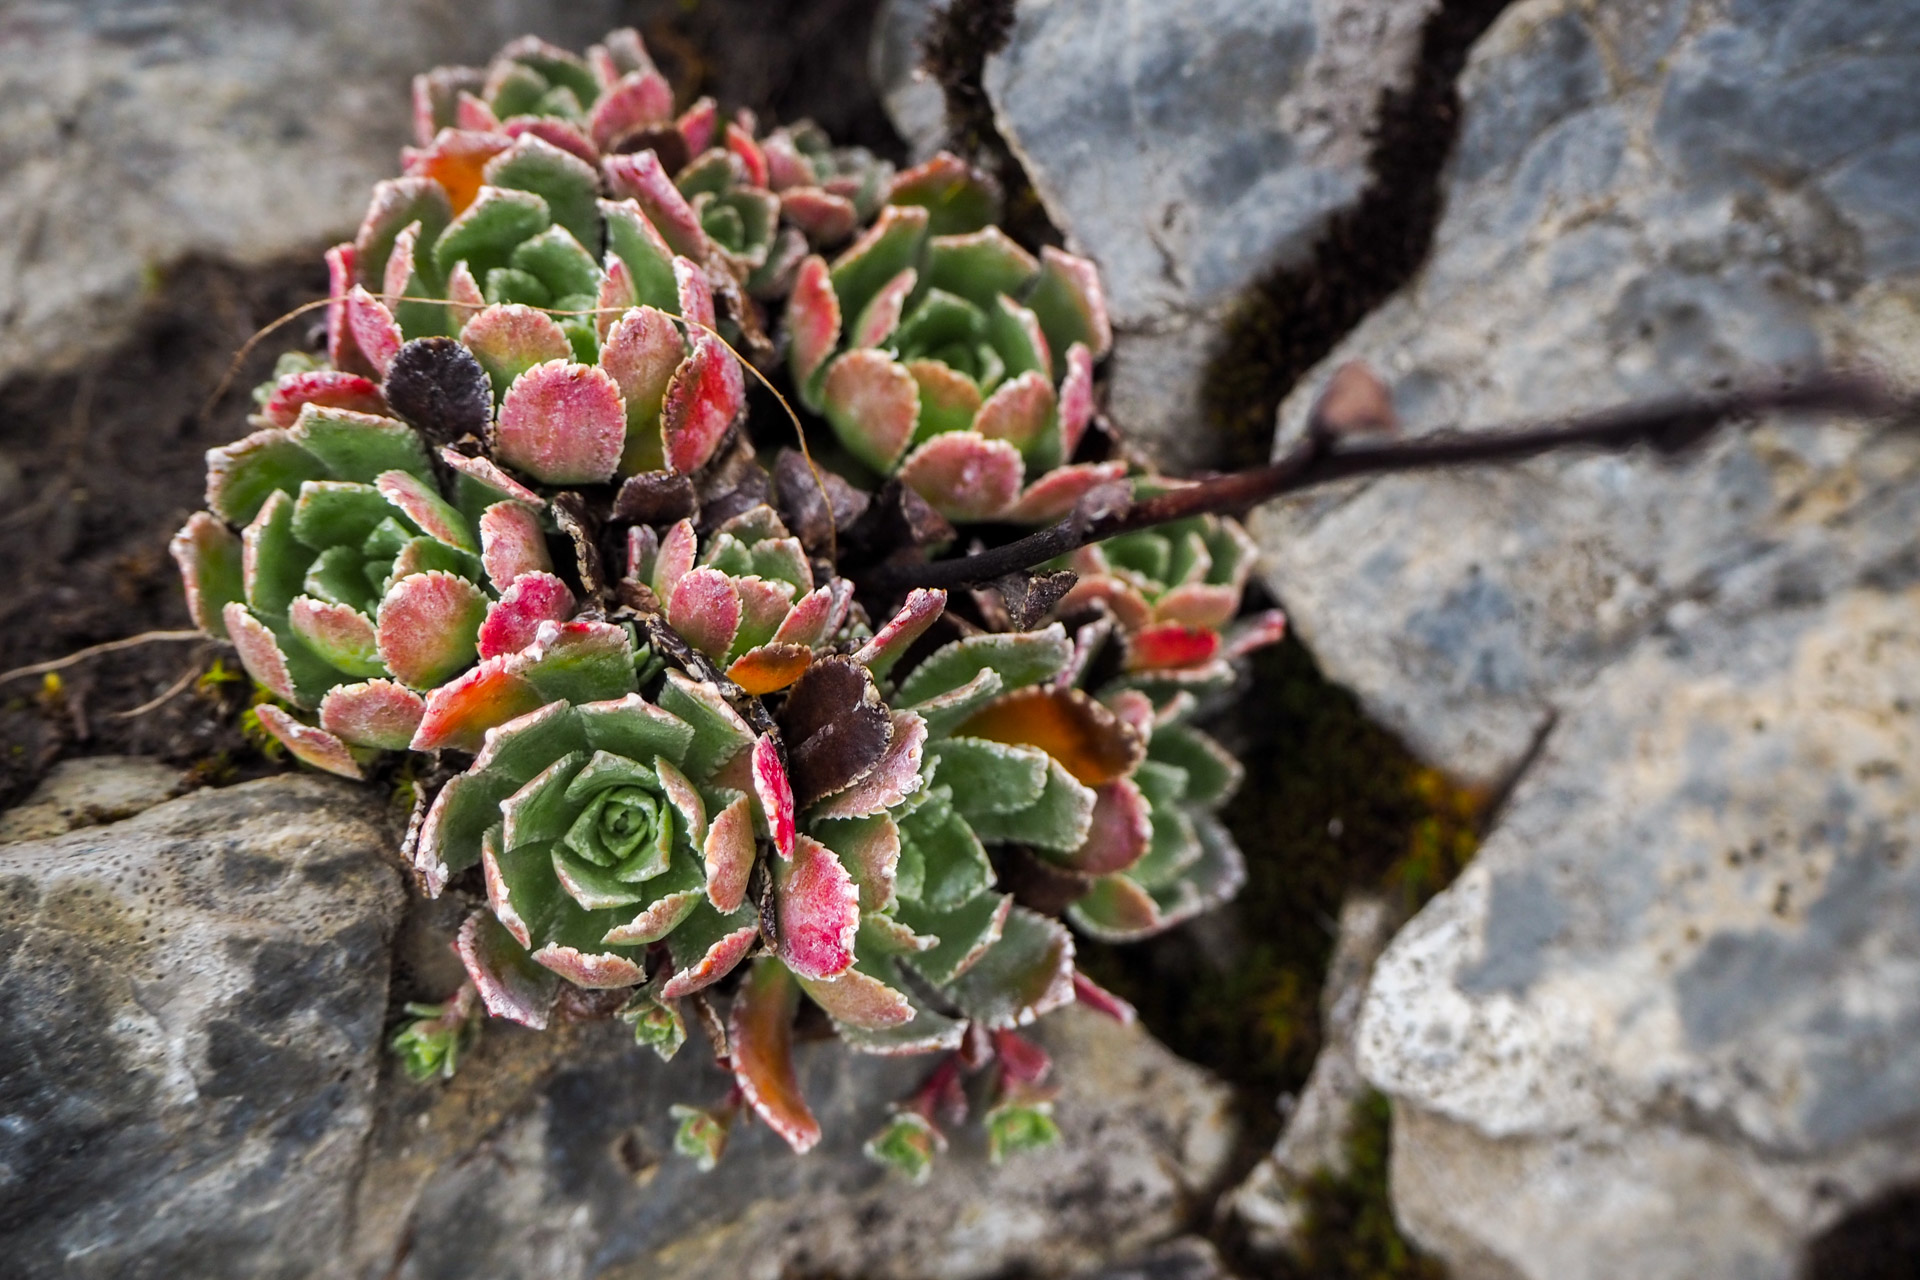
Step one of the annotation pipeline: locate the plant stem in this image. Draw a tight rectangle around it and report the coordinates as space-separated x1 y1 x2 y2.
863 370 1906 594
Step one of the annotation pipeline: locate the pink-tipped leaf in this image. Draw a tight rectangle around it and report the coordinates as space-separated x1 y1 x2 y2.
897 431 1024 522
318 679 426 751
375 571 488 689
822 350 919 475
752 734 798 860
253 705 363 780
492 361 627 485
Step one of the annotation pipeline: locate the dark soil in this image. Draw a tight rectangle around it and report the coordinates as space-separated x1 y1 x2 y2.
0 257 331 806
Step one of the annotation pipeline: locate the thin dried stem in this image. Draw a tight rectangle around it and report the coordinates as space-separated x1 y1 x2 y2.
863 370 1911 594
0 631 207 686
110 655 208 720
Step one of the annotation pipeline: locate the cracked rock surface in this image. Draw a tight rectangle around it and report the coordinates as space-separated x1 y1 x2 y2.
1249 0 1920 1275
981 0 1440 471
0 771 1237 1280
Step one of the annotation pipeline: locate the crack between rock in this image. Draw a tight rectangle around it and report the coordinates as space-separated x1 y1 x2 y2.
1201 0 1520 472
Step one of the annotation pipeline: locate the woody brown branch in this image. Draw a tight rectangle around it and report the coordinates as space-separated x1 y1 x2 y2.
862 369 1909 595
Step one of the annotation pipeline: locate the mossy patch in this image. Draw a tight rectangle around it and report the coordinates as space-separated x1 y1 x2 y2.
1275 1091 1449 1280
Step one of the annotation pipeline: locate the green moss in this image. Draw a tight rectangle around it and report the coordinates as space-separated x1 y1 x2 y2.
1275 1091 1448 1280
1079 634 1483 1101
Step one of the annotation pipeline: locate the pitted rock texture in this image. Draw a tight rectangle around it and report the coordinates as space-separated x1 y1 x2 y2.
1250 2 1920 1275
361 1004 1236 1280
0 755 183 843
0 2 625 385
0 775 405 1280
982 0 1440 470
1361 582 1920 1279
0 775 1234 1279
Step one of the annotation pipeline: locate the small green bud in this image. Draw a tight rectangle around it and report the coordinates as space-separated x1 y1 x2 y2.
389 992 479 1082
617 989 686 1062
863 1110 947 1184
670 1103 733 1171
985 1095 1059 1164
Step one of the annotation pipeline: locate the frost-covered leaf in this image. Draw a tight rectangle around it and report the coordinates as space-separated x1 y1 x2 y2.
477 571 573 658
667 566 741 661
774 834 858 980
784 254 841 394
897 431 1023 523
1027 246 1113 370
947 906 1075 1030
171 512 244 636
604 149 706 260
660 334 743 474
319 679 426 751
460 303 573 395
589 69 673 151
752 734 798 860
253 705 363 780
898 624 1069 707
376 571 487 688
808 710 926 820
492 360 627 484
476 501 551 591
288 597 384 677
851 588 945 680
458 910 561 1029
259 370 388 430
729 958 820 1153
887 151 1000 236
600 305 683 472
409 656 545 752
822 350 918 475
799 963 914 1031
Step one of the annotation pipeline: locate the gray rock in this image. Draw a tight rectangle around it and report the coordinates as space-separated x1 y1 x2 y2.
0 775 405 1280
361 1003 1237 1280
983 0 1439 470
0 755 183 843
1072 1236 1228 1280
1252 0 1920 785
0 772 1235 1279
1224 894 1396 1254
870 0 950 160
1245 1 1920 1274
1359 581 1920 1279
0 2 626 385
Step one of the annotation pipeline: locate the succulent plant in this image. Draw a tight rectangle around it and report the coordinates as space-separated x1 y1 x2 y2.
1057 507 1289 688
785 155 1124 523
412 30 678 166
412 29 889 307
162 21 1298 1179
331 137 747 484
623 505 854 695
170 400 581 777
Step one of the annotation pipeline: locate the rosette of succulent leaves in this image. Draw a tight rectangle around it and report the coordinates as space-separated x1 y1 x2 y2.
785 155 1126 525
172 27 1290 1175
